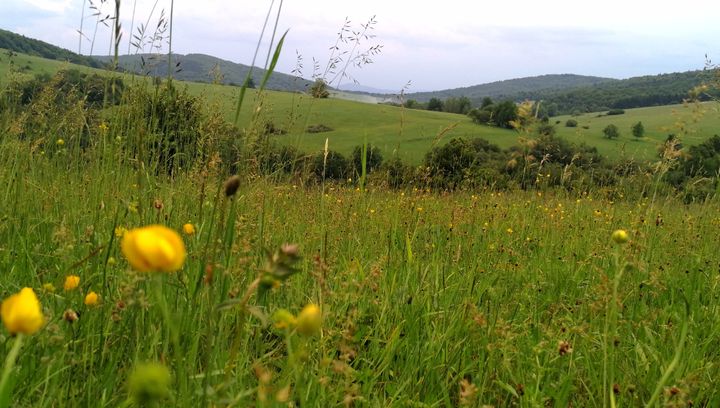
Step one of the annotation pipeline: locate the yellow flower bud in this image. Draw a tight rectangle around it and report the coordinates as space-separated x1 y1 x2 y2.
42 283 56 293
1 288 44 335
121 225 186 273
611 229 629 244
296 304 322 337
56 139 65 146
64 275 80 291
128 362 172 405
84 291 100 306
272 309 296 330
182 223 195 235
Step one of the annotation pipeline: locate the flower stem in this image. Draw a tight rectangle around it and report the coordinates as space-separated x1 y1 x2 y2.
0 334 24 408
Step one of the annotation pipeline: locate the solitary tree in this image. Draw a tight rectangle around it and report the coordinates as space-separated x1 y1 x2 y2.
631 121 645 139
603 124 620 139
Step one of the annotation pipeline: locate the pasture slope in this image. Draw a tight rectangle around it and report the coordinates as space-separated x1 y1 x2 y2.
2 48 719 163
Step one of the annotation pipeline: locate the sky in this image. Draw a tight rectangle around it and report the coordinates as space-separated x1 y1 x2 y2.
2 0 720 92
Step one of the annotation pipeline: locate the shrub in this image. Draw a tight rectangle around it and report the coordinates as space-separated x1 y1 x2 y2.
607 109 625 115
309 79 330 98
381 156 414 188
312 150 348 181
350 144 383 177
424 137 505 189
565 119 578 127
307 124 333 133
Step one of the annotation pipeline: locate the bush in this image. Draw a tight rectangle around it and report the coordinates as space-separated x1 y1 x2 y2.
381 156 414 188
350 144 383 177
565 119 578 127
307 124 333 133
607 109 625 115
468 108 492 125
312 150 348 181
309 79 329 98
424 137 505 189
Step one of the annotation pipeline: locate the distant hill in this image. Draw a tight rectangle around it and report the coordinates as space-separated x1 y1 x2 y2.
0 28 104 69
93 53 314 92
404 74 617 103
401 71 716 115
519 70 715 114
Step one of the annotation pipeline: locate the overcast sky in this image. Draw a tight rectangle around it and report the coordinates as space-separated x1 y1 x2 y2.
2 0 720 91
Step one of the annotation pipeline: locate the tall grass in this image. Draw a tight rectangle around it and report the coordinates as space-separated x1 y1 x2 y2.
0 1 719 406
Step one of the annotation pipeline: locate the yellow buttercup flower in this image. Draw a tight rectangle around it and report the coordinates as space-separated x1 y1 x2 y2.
64 275 80 291
182 223 195 235
611 229 629 244
56 139 65 146
1 288 44 335
84 291 100 306
296 304 322 337
121 225 186 273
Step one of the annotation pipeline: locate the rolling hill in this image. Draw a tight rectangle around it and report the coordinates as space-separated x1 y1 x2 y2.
2 40 719 164
93 53 314 92
400 71 715 115
0 28 104 69
403 74 617 103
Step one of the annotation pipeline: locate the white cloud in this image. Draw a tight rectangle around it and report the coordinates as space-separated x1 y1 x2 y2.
22 0 73 13
1 0 719 89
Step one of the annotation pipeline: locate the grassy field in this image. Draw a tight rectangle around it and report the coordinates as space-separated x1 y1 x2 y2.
4 48 720 164
2 42 720 407
0 132 719 406
554 103 720 161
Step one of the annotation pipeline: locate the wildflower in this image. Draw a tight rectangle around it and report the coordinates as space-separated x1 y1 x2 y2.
296 304 322 337
182 223 195 236
107 256 117 266
98 122 109 132
1 288 44 335
42 283 56 293
84 291 100 306
56 139 65 146
121 225 186 273
64 275 80 291
611 229 629 244
272 309 297 330
115 226 127 238
127 362 172 405
558 340 573 356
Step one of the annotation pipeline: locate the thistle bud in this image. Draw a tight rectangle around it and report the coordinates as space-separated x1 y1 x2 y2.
223 175 241 197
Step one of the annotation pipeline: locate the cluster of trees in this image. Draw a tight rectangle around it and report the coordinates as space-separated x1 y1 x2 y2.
402 96 520 129
417 96 473 114
466 98 519 129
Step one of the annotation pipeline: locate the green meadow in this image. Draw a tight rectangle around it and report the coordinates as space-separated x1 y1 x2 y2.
3 48 720 164
1 30 720 407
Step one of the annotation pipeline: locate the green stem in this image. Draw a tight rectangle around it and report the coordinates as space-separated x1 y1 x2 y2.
0 334 24 408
